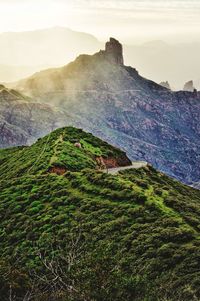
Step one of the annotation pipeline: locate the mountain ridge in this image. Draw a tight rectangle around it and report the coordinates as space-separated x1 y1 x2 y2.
0 27 200 89
10 38 200 187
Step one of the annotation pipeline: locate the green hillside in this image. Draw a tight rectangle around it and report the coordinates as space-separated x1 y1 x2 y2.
0 126 131 179
0 127 200 301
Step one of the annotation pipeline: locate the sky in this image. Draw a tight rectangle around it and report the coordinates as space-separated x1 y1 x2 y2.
0 0 200 43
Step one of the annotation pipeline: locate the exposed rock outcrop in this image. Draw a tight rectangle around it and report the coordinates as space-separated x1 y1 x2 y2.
160 81 171 90
48 165 67 175
183 80 195 92
96 155 131 169
105 38 124 65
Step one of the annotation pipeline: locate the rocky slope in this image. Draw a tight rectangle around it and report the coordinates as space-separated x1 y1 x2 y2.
13 38 200 186
0 85 79 148
1 127 200 300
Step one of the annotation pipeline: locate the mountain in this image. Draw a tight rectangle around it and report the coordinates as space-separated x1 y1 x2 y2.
0 126 131 179
0 126 200 301
13 38 200 187
0 27 200 90
0 27 101 80
124 41 200 90
0 84 76 148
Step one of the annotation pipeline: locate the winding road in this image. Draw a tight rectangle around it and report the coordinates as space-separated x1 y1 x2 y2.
104 161 148 175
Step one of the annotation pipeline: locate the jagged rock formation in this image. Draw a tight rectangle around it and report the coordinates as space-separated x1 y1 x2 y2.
183 80 195 92
104 37 124 65
159 81 171 90
8 39 200 186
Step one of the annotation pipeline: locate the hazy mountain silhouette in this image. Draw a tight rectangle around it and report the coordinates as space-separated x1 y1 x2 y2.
0 27 199 89
0 27 102 82
124 41 200 90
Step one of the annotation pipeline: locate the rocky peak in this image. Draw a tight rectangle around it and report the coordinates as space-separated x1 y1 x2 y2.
160 81 171 90
105 38 124 65
183 80 195 92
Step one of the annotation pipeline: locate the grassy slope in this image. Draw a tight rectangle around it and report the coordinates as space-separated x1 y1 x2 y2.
0 128 200 301
0 127 130 179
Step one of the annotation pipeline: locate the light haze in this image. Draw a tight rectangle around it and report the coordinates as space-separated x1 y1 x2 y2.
0 0 199 89
0 0 200 43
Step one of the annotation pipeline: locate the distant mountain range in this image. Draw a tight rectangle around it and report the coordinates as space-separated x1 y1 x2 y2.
125 40 200 90
0 27 199 89
0 27 101 66
0 27 102 82
4 37 198 188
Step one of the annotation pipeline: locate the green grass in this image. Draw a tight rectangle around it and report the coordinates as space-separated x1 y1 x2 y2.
0 127 130 179
0 127 200 301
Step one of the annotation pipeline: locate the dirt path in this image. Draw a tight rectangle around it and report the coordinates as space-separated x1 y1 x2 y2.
50 134 64 165
105 161 148 175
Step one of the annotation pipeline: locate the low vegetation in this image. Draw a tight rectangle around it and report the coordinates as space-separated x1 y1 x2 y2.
0 127 200 301
0 127 130 180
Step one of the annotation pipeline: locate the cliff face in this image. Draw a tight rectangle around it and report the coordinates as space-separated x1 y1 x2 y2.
105 38 124 65
9 39 200 186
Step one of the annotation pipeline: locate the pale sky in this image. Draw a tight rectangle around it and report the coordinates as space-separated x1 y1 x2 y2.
0 0 200 43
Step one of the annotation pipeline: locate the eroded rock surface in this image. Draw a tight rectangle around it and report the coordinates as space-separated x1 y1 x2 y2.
105 37 124 65
0 87 75 148
183 80 195 92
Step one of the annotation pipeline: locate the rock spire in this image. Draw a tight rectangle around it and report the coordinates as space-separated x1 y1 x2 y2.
105 38 124 65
